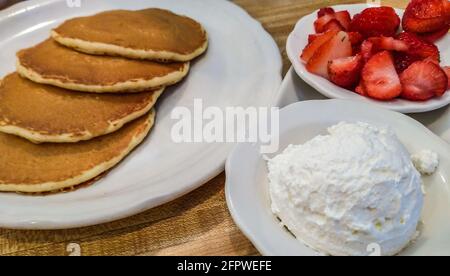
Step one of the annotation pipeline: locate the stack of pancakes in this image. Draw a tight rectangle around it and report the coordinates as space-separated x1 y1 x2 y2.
0 8 208 194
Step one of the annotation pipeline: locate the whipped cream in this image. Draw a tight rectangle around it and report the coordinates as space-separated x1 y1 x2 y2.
267 122 424 256
411 150 439 175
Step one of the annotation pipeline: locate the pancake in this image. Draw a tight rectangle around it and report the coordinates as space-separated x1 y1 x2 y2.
0 73 163 143
17 39 190 93
0 110 155 193
51 8 208 62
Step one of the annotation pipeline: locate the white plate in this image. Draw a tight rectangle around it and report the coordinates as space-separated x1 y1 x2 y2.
286 3 450 114
226 99 450 256
0 0 282 229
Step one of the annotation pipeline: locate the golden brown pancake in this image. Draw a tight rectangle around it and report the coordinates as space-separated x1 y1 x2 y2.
0 73 162 143
17 39 190 93
0 110 155 193
51 8 208 62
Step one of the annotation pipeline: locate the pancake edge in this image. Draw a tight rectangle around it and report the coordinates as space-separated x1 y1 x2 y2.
0 87 163 143
0 109 155 193
51 30 208 62
16 59 189 93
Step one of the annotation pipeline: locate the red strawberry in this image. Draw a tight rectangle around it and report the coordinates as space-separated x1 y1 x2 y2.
400 60 448 100
394 32 440 72
308 34 319 44
318 7 335 18
402 0 450 33
394 53 420 73
361 51 402 100
443 66 450 89
314 14 336 33
306 31 353 78
349 7 401 38
368 36 409 52
322 19 344 32
360 40 374 62
348 32 364 45
419 25 450 43
301 30 338 62
334 11 352 30
355 81 367 96
328 54 364 88
397 32 440 60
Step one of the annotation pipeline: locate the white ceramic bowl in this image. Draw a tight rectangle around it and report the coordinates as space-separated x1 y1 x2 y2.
226 99 450 256
286 4 450 114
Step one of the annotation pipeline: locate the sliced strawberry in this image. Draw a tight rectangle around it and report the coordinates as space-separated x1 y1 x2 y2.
396 32 440 61
368 36 409 52
355 80 367 96
349 7 401 38
317 7 335 18
314 14 336 33
423 56 440 65
301 30 338 62
402 0 449 33
360 40 374 62
322 19 344 32
306 31 353 78
443 66 450 89
349 32 364 53
328 54 363 89
394 31 440 72
394 52 420 73
308 34 320 44
348 32 364 45
419 25 450 43
334 11 352 30
400 60 448 100
361 51 402 100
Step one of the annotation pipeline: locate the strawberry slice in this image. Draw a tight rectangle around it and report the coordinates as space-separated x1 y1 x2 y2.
306 31 353 78
402 0 449 33
400 60 448 100
334 11 352 30
397 32 440 61
394 53 419 73
419 25 450 43
314 14 336 33
442 66 450 89
360 40 374 62
328 54 364 89
322 19 344 32
348 32 364 45
368 36 409 52
315 10 352 33
361 51 402 100
318 7 335 18
355 81 367 96
349 32 364 53
308 34 320 44
349 7 401 38
301 30 338 63
394 31 440 72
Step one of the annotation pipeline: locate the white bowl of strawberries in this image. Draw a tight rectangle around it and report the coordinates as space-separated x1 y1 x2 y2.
287 1 450 113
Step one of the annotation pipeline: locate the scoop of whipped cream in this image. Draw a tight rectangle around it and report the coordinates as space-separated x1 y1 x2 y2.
411 150 439 175
267 122 424 256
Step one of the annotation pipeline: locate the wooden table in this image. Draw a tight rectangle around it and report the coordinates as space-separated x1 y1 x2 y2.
0 0 406 256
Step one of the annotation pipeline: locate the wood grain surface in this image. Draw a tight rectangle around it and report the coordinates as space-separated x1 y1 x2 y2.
0 0 406 256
